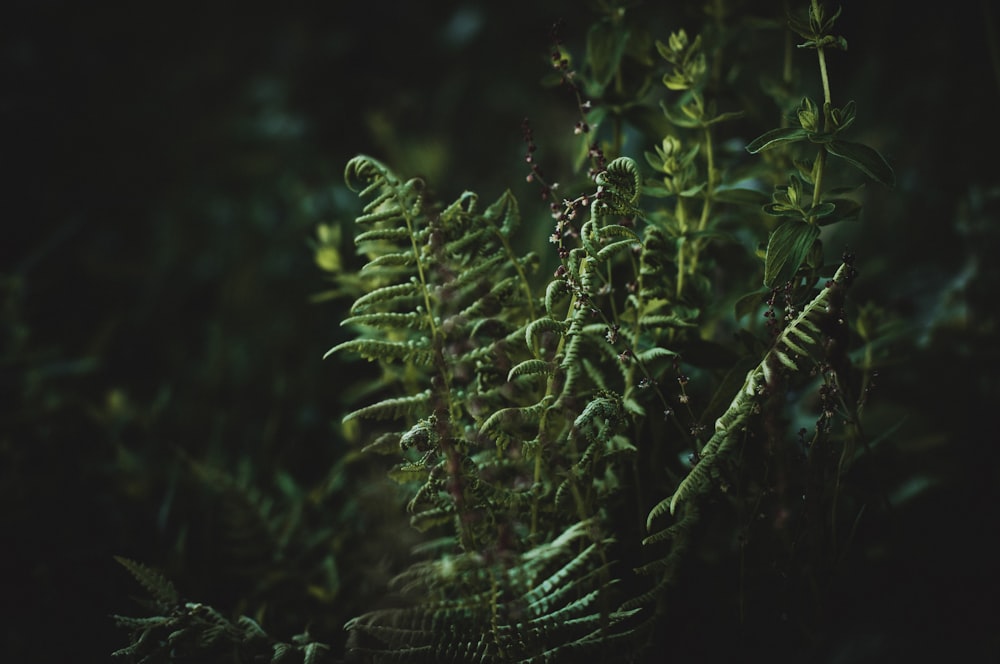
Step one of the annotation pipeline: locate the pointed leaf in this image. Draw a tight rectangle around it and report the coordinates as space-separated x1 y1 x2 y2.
827 139 895 187
746 127 809 153
705 109 746 126
762 202 806 219
763 221 821 288
586 23 630 92
817 197 862 225
734 287 770 321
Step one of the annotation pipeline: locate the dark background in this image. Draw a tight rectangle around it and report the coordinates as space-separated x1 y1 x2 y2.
3 1 998 660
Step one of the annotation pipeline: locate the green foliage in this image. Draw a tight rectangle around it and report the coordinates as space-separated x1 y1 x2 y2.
104 0 997 661
300 4 889 658
112 555 331 664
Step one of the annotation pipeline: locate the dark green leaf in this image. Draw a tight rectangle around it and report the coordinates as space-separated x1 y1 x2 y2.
586 23 630 92
808 201 837 219
827 139 895 187
642 180 673 198
643 150 663 172
705 109 746 126
733 288 770 321
763 202 805 218
763 221 821 288
817 197 862 225
678 183 706 198
746 127 809 153
830 100 857 131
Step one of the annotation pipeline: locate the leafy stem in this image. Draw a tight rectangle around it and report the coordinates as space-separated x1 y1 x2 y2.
810 0 833 218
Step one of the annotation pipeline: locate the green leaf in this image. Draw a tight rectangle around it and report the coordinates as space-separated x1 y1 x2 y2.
705 109 746 126
643 149 664 173
763 221 821 288
830 100 857 131
762 202 807 219
586 23 630 93
820 197 862 225
642 180 673 198
733 288 770 321
746 127 809 153
827 139 895 187
808 201 837 219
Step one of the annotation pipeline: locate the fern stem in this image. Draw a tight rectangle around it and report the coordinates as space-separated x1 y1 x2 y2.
499 232 538 321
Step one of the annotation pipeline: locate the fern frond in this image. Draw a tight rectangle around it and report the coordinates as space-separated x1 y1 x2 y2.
340 311 429 332
543 279 573 317
593 157 642 218
350 282 422 314
114 556 179 607
456 276 519 320
638 314 698 330
410 507 454 532
596 223 641 242
651 261 856 519
507 359 556 381
573 394 623 444
355 227 414 245
363 252 416 270
594 238 641 265
525 316 569 354
479 395 555 449
362 431 403 455
484 189 520 238
440 189 479 218
449 250 508 288
344 390 433 423
325 339 433 364
442 225 491 257
634 346 678 363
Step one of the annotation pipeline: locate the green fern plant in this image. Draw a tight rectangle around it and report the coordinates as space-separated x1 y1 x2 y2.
112 556 331 663
328 2 892 661
113 1 895 661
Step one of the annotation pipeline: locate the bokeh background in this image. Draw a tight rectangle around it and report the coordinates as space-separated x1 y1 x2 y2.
3 0 998 660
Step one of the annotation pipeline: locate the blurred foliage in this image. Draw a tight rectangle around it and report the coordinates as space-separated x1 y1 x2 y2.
2 0 998 662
